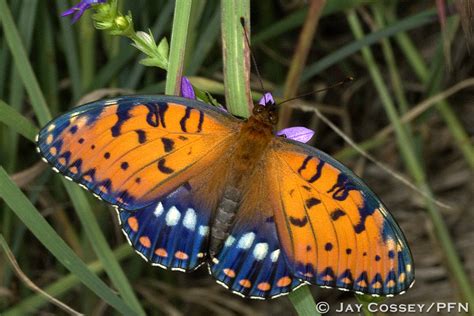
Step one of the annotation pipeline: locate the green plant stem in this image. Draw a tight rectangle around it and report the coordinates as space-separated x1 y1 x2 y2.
79 11 96 92
56 0 82 100
347 9 474 306
165 0 192 95
220 0 251 116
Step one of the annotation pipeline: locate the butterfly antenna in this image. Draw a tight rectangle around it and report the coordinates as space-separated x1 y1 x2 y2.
240 17 265 92
278 76 354 106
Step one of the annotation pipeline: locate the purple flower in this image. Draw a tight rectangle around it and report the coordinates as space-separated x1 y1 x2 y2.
277 127 315 143
61 0 106 23
180 77 195 100
259 92 275 106
259 92 315 143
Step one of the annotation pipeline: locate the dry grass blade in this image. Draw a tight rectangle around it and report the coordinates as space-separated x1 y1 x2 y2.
288 102 453 210
10 161 47 189
0 235 83 316
454 0 474 51
376 78 474 139
76 88 135 105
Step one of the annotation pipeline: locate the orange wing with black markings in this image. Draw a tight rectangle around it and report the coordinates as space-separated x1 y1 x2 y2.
36 95 240 210
266 138 415 296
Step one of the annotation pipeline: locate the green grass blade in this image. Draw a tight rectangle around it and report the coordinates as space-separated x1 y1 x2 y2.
4 244 134 315
393 18 474 170
347 9 474 306
61 182 146 316
186 6 220 76
301 8 437 82
0 2 146 313
0 168 138 315
253 0 375 44
220 0 251 116
56 0 82 100
125 0 175 89
288 286 320 316
0 99 38 141
165 0 193 95
0 0 51 125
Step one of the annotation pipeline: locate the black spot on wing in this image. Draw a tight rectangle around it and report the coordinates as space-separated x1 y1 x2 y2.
330 209 346 221
84 106 105 126
111 102 132 137
145 102 168 127
197 110 204 132
161 137 175 152
327 173 357 201
305 197 321 208
298 156 312 174
308 160 325 183
69 125 78 134
353 201 376 234
179 107 192 132
157 159 174 174
135 130 146 144
289 216 308 227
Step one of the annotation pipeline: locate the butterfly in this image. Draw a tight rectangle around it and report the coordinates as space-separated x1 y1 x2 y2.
36 94 414 299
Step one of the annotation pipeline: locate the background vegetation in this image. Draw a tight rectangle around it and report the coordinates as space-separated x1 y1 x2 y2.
0 0 473 315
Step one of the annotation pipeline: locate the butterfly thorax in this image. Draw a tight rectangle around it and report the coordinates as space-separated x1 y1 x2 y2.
209 112 275 259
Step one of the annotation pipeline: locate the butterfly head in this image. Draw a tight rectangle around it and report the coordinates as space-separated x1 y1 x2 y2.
252 93 278 126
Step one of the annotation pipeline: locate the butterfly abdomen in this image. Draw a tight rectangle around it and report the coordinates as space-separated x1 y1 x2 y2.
209 186 241 259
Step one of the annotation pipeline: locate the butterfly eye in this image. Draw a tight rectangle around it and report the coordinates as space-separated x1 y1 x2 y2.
254 106 263 114
269 114 278 124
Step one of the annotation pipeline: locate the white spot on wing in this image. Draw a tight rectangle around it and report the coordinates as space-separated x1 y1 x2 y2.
199 225 209 236
253 243 268 261
165 206 181 226
224 235 235 247
237 232 255 249
154 202 164 217
232 290 245 298
171 267 186 272
182 208 197 230
35 134 39 142
270 249 280 262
